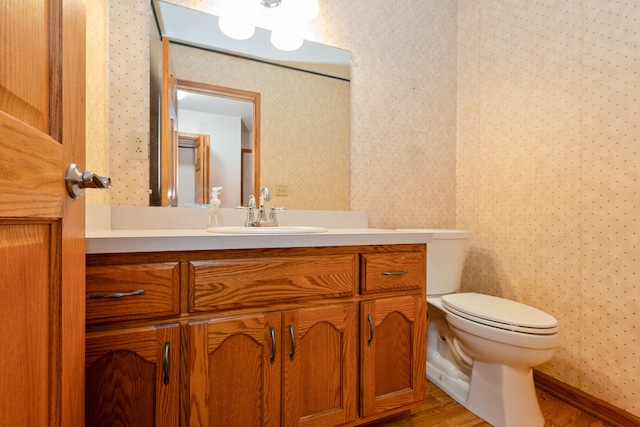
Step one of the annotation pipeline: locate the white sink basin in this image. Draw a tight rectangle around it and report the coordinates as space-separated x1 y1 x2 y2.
207 226 328 234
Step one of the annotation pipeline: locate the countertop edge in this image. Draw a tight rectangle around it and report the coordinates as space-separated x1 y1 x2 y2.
86 229 433 254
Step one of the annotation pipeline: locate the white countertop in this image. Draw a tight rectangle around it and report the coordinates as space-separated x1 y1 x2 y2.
86 228 433 254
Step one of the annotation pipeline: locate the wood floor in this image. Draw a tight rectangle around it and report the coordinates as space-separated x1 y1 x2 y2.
373 380 612 427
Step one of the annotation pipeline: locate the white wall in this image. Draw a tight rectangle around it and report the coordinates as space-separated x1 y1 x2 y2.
178 109 241 208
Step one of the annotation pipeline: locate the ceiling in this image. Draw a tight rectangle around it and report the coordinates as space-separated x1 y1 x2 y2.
178 91 253 131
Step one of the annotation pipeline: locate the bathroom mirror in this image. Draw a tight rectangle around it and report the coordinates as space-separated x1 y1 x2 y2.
148 0 352 209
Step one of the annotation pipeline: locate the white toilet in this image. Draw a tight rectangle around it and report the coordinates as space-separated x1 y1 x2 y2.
422 229 558 427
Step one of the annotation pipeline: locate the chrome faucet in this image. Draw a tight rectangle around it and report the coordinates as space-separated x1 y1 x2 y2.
238 187 285 227
257 187 271 223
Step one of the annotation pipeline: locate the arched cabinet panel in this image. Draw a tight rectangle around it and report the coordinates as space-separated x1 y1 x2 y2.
85 325 180 427
282 304 358 427
188 313 281 427
360 295 426 417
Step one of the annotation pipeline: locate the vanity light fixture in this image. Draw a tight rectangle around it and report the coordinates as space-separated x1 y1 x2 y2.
218 16 256 40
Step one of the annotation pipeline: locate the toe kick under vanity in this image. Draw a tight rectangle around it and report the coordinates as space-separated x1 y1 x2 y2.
85 227 432 427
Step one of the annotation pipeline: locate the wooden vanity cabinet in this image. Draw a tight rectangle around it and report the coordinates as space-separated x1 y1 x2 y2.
85 243 426 427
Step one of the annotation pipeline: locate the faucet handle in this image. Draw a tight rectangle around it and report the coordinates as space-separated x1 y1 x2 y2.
236 195 257 227
235 195 256 211
269 207 286 225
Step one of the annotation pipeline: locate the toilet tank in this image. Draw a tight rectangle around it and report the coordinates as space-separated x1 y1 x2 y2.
427 229 471 296
414 229 471 296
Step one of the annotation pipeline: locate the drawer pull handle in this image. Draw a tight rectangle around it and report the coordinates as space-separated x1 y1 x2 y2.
289 324 296 361
367 313 374 346
89 289 146 299
269 326 276 365
163 341 170 385
382 270 409 276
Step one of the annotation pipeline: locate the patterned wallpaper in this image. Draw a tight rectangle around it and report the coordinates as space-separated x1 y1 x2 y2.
85 0 109 205
457 0 640 417
106 0 150 205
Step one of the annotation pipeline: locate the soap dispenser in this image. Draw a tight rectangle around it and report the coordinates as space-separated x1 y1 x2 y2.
207 187 224 228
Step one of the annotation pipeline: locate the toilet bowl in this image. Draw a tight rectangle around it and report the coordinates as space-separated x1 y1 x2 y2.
404 229 558 427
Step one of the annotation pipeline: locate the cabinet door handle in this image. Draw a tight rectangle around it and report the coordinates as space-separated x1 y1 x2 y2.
289 324 296 361
163 341 170 385
381 270 408 276
269 326 276 365
367 313 374 346
88 289 146 299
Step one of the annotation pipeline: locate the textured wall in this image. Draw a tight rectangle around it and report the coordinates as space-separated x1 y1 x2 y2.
85 0 110 205
457 0 640 416
107 0 150 205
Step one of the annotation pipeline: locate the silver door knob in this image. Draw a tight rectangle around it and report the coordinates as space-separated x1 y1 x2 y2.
65 164 112 199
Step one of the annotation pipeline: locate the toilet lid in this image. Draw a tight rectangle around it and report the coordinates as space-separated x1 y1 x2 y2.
441 293 558 335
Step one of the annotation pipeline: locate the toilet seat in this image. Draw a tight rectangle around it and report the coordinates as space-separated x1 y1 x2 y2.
441 293 558 335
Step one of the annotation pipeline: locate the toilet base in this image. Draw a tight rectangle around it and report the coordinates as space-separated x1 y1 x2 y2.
427 319 545 427
428 361 544 427
466 361 543 427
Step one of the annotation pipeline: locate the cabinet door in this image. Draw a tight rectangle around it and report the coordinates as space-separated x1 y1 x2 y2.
188 313 281 427
85 325 180 427
361 295 426 417
283 304 358 427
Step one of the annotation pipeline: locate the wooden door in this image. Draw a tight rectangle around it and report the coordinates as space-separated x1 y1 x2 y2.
361 295 427 417
0 0 86 425
188 313 281 427
177 132 210 205
282 304 358 427
85 325 180 427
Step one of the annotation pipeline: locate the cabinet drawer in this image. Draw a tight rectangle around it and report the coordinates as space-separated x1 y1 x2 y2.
189 254 357 312
361 252 425 294
86 263 180 323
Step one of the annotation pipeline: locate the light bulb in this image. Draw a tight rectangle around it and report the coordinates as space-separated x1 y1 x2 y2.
270 31 303 51
218 16 256 40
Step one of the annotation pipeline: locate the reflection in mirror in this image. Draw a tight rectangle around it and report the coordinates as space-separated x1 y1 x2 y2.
176 82 259 208
177 131 210 206
150 0 352 210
